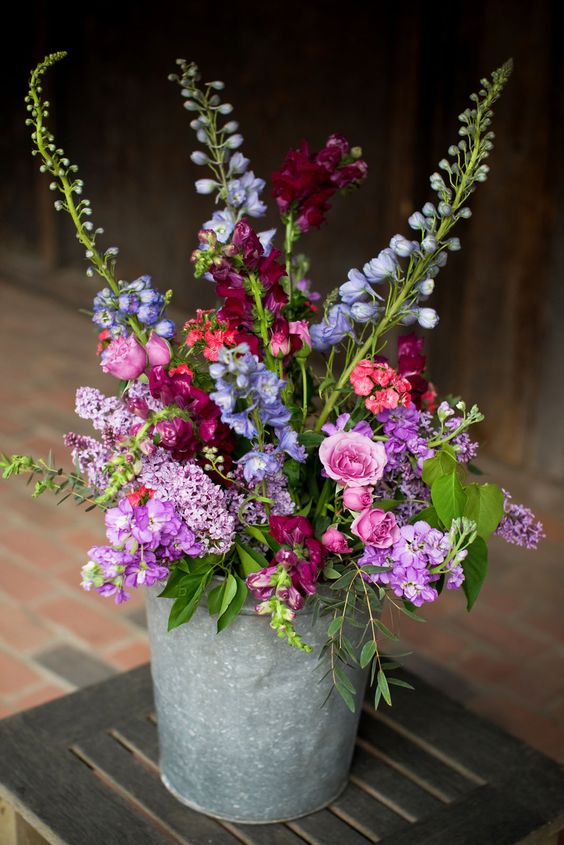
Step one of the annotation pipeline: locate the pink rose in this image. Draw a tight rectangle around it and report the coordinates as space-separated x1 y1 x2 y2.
101 335 147 380
343 486 373 511
350 508 400 548
146 332 171 367
289 320 312 350
319 431 387 487
321 526 352 554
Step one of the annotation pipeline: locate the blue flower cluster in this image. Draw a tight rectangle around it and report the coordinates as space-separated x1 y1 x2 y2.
209 344 306 481
92 275 175 339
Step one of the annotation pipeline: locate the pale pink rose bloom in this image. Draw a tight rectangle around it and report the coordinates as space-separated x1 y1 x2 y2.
319 431 387 487
343 486 373 511
350 508 401 547
321 526 352 554
101 335 147 380
146 332 171 367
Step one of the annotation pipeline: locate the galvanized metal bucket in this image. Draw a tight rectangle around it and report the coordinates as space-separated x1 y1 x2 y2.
145 584 369 823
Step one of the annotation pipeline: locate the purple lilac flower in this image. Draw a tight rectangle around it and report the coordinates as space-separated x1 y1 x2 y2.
63 432 109 492
225 460 295 528
494 489 545 550
75 387 139 442
138 451 236 554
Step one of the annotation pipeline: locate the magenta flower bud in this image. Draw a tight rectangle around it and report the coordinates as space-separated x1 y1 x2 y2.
343 486 373 511
127 395 149 419
101 335 147 380
146 332 171 368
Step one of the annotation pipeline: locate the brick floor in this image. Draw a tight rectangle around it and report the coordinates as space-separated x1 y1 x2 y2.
0 277 563 765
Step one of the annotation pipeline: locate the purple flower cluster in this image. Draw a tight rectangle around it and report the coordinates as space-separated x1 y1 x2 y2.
63 432 109 492
209 344 305 480
93 274 175 339
359 520 463 606
81 495 201 603
494 489 545 549
75 386 138 442
138 450 236 554
225 458 295 527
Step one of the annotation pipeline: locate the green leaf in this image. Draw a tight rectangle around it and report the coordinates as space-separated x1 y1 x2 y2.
167 572 211 631
334 665 356 695
422 451 460 486
207 583 223 615
235 540 269 576
327 616 344 637
218 574 237 619
377 669 392 706
461 536 488 610
322 562 341 580
299 431 324 449
463 483 505 538
330 570 356 590
371 498 402 511
217 576 248 633
158 570 200 599
283 458 302 487
388 677 415 690
409 506 442 528
431 471 468 525
297 499 312 517
243 524 280 552
374 619 399 641
360 640 376 668
335 681 355 713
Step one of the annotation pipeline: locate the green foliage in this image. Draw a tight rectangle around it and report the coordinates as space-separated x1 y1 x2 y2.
463 483 504 538
461 536 488 610
431 471 467 525
235 540 269 575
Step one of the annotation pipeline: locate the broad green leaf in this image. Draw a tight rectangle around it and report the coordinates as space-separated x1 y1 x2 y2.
158 568 189 598
360 640 376 668
207 583 223 615
167 572 211 631
327 616 344 637
422 451 459 486
409 506 442 529
297 499 312 517
299 431 325 449
371 498 402 511
218 574 237 619
461 536 488 610
322 561 341 580
243 524 280 552
463 483 505 538
283 458 302 487
235 540 269 576
431 471 468 526
217 577 248 633
377 669 392 706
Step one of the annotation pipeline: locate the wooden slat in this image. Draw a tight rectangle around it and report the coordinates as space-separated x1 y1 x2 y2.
288 807 374 845
112 716 160 767
350 746 440 820
74 732 242 845
330 782 408 842
0 719 170 845
224 820 311 845
357 715 474 801
376 783 549 845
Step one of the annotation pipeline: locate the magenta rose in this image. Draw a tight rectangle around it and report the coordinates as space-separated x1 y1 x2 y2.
101 335 147 380
321 526 352 554
146 332 171 368
350 508 400 548
319 431 387 487
343 486 373 511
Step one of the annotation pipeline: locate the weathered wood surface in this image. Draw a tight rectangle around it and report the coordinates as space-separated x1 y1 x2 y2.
1 664 563 845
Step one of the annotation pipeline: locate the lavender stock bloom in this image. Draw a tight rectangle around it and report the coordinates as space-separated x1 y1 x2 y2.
495 489 545 549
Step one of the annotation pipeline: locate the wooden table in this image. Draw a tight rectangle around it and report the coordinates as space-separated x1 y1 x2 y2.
1 665 563 845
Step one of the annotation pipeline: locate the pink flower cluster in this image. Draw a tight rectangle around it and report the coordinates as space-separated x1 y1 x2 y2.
183 309 237 362
350 360 412 414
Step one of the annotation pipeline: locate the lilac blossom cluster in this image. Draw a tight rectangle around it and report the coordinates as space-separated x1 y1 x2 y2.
93 274 175 340
63 432 109 492
225 458 295 528
359 520 464 607
209 344 306 481
138 450 236 554
81 495 201 603
494 489 545 550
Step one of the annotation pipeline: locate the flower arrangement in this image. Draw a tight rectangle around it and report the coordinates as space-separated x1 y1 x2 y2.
2 53 544 711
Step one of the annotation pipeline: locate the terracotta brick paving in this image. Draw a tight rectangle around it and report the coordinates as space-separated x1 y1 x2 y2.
1 278 563 764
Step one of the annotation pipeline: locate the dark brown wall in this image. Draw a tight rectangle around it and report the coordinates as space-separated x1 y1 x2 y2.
1 0 563 479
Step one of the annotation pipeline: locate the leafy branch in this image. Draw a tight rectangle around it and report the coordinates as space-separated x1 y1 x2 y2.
0 453 102 511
